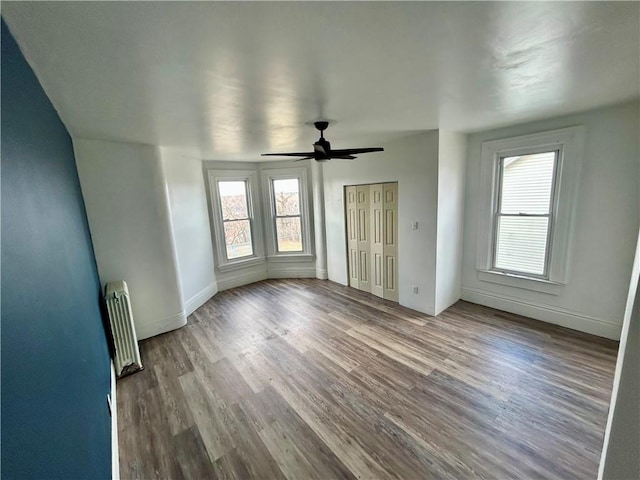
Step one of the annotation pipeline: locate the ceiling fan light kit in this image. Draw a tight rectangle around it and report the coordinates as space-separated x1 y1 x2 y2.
262 121 384 162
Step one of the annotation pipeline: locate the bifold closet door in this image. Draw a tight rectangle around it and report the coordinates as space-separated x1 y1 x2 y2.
346 186 359 289
382 182 398 301
355 185 371 293
370 184 384 298
346 182 398 301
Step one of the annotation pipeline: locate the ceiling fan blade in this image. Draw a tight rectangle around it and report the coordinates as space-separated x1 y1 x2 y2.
293 156 316 162
331 147 384 155
261 152 315 157
330 155 357 160
314 143 327 155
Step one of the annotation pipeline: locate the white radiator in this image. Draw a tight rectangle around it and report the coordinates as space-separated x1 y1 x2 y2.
105 281 143 377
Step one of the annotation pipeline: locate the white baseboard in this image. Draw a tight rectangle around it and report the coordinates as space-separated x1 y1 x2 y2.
185 282 218 316
268 265 316 279
135 310 187 340
217 262 318 289
217 269 267 291
110 362 119 480
461 287 622 340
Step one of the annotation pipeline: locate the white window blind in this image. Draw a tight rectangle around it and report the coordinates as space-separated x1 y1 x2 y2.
494 151 557 276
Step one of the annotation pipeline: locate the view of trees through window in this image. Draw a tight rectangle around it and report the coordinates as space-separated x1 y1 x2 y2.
218 180 253 259
272 178 303 252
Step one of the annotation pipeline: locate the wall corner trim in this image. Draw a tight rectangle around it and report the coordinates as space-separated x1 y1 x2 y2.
135 310 187 340
185 282 218 316
316 268 329 280
461 287 622 340
110 362 119 480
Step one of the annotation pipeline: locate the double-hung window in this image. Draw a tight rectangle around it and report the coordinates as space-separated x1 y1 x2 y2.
208 170 264 270
218 180 254 260
493 151 558 277
272 178 303 252
262 167 313 258
476 126 584 292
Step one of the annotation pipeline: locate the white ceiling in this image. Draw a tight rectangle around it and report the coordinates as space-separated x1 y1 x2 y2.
3 1 639 161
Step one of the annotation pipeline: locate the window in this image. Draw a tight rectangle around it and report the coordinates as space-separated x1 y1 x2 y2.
208 170 264 270
218 180 253 260
493 151 558 277
272 178 303 252
476 126 584 292
262 167 313 258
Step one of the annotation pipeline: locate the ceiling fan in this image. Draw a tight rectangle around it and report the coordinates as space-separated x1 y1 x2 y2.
261 121 384 162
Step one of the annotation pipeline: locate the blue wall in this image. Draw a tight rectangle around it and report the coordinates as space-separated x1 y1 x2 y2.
1 20 111 479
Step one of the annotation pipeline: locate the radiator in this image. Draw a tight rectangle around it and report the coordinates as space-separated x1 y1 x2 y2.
105 281 143 377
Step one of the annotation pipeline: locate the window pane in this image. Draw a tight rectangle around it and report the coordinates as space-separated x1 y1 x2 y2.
500 152 556 214
495 216 549 275
273 179 300 216
223 219 253 259
276 217 302 252
219 181 248 220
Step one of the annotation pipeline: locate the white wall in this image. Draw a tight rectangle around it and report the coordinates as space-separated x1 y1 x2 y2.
435 131 467 314
74 138 186 340
323 131 440 314
461 101 640 339
311 161 328 280
161 147 217 316
599 229 640 479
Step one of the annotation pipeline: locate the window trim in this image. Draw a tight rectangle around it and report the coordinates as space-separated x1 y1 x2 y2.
207 170 265 271
261 167 313 259
476 126 585 290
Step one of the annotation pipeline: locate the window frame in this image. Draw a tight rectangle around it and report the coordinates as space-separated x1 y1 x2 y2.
207 170 265 271
261 167 313 260
491 149 560 279
476 126 585 293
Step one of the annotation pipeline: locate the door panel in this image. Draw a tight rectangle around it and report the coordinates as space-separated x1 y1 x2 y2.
356 185 371 293
345 186 359 288
370 183 384 298
383 183 399 301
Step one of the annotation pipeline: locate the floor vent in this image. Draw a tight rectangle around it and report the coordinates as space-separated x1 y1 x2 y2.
105 281 143 377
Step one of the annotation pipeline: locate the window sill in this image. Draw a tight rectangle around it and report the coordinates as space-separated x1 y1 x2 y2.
267 254 315 263
217 256 265 273
477 270 564 295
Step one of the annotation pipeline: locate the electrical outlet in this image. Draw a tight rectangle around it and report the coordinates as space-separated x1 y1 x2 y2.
412 221 419 230
412 285 419 294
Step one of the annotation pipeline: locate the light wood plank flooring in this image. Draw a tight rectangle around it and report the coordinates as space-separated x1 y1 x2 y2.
117 279 618 479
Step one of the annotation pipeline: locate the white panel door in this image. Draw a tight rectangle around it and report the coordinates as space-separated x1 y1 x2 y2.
345 186 359 289
383 183 399 301
370 183 384 298
356 185 371 293
345 182 398 301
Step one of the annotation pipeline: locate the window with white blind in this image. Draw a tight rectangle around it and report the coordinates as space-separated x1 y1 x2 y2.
476 127 584 292
493 151 558 277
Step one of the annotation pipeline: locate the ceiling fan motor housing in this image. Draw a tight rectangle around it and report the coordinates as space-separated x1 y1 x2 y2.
261 120 383 161
314 137 332 159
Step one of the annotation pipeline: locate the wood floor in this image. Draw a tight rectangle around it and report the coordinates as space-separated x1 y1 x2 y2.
117 279 618 479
